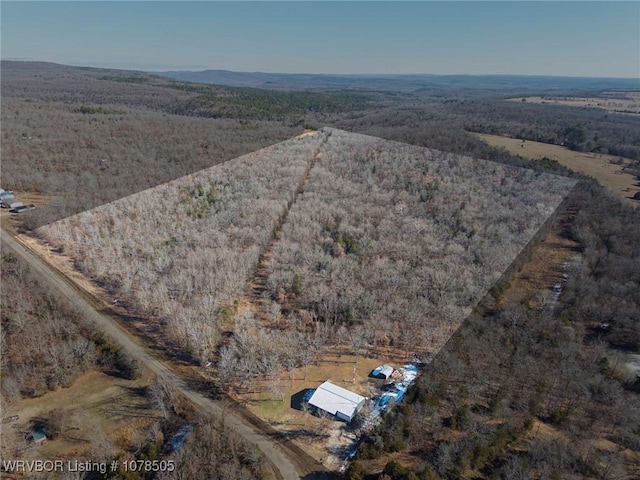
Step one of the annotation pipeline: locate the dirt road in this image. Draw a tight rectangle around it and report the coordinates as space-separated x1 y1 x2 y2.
1 229 315 480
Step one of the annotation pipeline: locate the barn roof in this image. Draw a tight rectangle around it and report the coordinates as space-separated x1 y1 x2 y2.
308 381 365 420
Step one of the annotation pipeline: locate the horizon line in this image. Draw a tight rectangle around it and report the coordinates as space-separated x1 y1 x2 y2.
2 58 639 81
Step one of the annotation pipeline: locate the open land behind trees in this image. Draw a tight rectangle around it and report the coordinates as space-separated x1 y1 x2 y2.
474 133 640 204
507 93 640 115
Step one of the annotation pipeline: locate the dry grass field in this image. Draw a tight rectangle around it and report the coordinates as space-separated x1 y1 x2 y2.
237 350 408 469
474 133 640 205
507 92 640 115
0 370 155 464
500 223 579 308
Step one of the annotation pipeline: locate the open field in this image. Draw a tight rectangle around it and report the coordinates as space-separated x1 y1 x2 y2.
0 371 155 464
500 218 580 308
474 133 640 204
507 92 640 115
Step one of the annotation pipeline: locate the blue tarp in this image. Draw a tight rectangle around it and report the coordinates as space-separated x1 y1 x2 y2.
372 363 419 413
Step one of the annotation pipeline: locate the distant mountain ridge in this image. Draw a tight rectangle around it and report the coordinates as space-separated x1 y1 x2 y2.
2 61 637 95
156 68 640 94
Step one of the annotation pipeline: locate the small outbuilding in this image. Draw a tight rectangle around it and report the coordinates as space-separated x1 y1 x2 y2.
0 197 16 208
371 365 394 379
307 381 366 423
30 429 47 446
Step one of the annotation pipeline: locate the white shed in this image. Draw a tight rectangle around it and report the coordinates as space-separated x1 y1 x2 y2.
372 365 394 379
308 381 366 423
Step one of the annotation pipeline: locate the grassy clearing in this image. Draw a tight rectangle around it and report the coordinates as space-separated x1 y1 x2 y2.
1 370 155 461
238 350 409 467
474 133 640 205
500 218 579 308
507 93 640 115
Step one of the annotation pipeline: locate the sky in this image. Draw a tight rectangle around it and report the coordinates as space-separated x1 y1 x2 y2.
1 1 639 78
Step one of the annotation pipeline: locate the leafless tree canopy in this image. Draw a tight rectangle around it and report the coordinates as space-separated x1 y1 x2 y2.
38 133 326 363
37 128 575 374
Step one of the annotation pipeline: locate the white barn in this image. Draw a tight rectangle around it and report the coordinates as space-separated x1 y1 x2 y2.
308 381 366 423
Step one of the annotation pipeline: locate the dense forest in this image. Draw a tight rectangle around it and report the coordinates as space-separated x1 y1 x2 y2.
2 62 639 479
36 128 575 396
347 166 640 480
37 133 326 363
3 61 639 228
1 62 306 226
350 196 640 480
1 252 94 400
0 251 140 404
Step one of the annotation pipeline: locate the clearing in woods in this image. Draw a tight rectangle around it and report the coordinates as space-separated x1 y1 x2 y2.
236 349 409 470
0 370 155 462
498 203 580 308
506 92 640 115
474 132 640 205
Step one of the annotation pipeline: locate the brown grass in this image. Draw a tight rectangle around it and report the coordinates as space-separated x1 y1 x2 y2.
507 93 640 115
474 133 639 206
236 349 410 468
1 371 155 461
0 190 53 235
501 221 579 307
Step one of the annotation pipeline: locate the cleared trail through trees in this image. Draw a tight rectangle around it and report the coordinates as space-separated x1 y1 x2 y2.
0 229 318 480
248 130 331 318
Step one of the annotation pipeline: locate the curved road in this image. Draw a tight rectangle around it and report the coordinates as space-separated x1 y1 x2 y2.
1 229 311 480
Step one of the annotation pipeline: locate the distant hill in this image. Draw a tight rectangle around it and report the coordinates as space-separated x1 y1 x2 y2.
156 69 640 95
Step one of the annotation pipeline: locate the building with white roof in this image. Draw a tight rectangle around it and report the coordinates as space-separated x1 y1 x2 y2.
307 381 366 423
372 365 394 379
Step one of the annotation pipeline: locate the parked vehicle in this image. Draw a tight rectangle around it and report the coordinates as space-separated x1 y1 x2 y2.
10 204 36 214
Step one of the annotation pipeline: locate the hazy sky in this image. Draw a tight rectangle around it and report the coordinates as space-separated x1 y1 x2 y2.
2 1 639 78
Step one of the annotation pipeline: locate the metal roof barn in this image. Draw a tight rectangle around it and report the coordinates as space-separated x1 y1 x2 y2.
308 381 366 423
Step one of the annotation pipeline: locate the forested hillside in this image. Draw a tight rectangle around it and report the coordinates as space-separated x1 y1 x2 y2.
37 128 575 404
352 186 640 479
2 62 638 479
36 133 326 363
1 62 305 226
